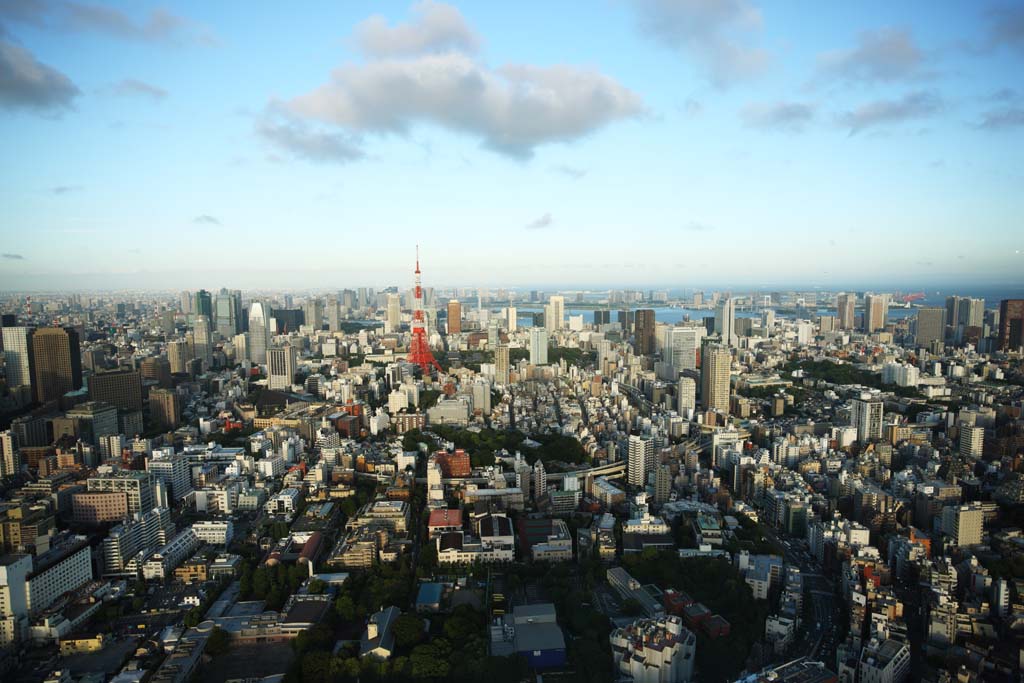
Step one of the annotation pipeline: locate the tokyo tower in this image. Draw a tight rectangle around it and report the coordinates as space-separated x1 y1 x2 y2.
407 246 442 375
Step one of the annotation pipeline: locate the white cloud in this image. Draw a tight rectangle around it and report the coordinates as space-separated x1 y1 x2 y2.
741 101 815 132
525 212 553 229
354 1 479 57
0 38 79 112
816 27 930 83
838 90 942 135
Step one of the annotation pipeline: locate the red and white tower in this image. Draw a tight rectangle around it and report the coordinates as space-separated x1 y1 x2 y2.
407 246 442 375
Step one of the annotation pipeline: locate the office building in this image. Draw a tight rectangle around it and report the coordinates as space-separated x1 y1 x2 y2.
506 306 517 332
303 297 324 330
191 316 212 367
634 309 656 356
0 430 19 477
248 301 271 364
701 343 731 414
64 401 119 445
101 507 173 575
193 289 213 323
914 307 945 347
447 300 462 334
852 394 884 442
999 299 1024 351
267 344 298 391
715 298 736 347
2 326 34 390
530 327 549 365
627 434 656 487
545 295 565 332
667 326 704 373
31 327 82 403
140 356 172 388
214 288 243 337
594 310 611 326
89 369 143 411
836 293 856 330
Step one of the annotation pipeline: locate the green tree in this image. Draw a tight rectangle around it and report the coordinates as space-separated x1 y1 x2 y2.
392 614 425 650
205 627 230 656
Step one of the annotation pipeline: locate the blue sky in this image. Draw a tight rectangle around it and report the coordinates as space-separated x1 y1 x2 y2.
1 1 1022 291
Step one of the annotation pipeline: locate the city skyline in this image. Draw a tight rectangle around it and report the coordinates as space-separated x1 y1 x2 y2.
2 1 1023 289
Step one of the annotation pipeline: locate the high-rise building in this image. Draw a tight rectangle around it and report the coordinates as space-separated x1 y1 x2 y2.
89 369 143 411
594 310 610 326
714 298 736 347
863 294 888 333
214 288 242 337
836 293 856 330
634 309 655 356
0 430 19 477
31 327 82 403
915 307 945 347
998 299 1024 351
191 316 212 368
386 293 401 334
2 326 34 390
147 452 192 501
248 301 271 364
545 295 565 332
150 389 181 430
942 503 984 547
506 306 517 332
667 326 704 373
530 328 549 365
700 343 731 414
495 344 510 385
447 300 462 334
959 425 984 458
326 296 341 332
303 297 324 330
193 289 213 323
851 394 884 442
166 340 191 374
677 377 696 413
64 401 119 445
627 434 655 487
267 345 297 391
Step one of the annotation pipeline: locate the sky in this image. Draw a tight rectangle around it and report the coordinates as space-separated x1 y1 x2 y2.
1 1 1023 292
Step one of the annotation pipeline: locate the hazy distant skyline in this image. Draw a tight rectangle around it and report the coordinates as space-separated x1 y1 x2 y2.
2 1 1023 289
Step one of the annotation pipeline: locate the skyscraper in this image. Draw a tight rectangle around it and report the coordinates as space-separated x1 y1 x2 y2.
2 326 34 391
303 297 324 330
714 298 736 347
326 296 340 332
214 288 242 337
192 316 212 368
863 294 888 333
700 343 730 414
506 306 517 332
167 340 192 374
149 389 181 430
545 295 565 332
447 300 462 334
851 394 884 442
627 434 655 487
677 377 696 413
530 327 549 365
915 308 945 347
89 369 143 411
495 344 510 385
667 325 704 373
386 293 401 333
634 309 655 356
248 301 271 364
998 299 1024 351
836 293 856 330
31 327 82 403
193 289 213 323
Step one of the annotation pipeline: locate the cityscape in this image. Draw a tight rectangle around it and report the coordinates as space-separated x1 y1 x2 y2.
3 3 1024 683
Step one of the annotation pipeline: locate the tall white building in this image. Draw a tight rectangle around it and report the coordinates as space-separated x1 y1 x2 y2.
959 425 984 458
544 295 565 332
627 434 655 488
385 293 401 333
942 504 984 547
146 450 193 501
530 327 549 365
715 298 736 347
851 394 884 442
192 316 212 367
667 326 704 373
0 430 19 477
677 377 696 414
1 327 34 389
101 507 173 575
248 301 271 364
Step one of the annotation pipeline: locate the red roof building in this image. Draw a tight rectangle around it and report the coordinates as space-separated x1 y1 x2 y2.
428 509 463 538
